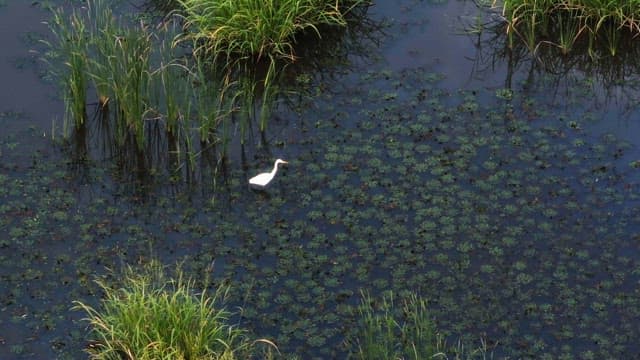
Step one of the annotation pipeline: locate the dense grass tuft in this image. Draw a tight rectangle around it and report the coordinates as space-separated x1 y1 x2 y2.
347 291 494 360
498 0 640 56
177 0 369 131
73 261 273 359
347 291 445 360
42 0 372 176
178 0 368 62
43 5 90 130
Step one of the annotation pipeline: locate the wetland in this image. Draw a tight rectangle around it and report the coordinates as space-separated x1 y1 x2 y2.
2 0 640 358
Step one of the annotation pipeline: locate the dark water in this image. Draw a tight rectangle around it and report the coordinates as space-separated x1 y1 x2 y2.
2 0 640 359
0 1 59 131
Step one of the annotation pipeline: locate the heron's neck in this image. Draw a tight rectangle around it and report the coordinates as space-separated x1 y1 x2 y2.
271 163 280 176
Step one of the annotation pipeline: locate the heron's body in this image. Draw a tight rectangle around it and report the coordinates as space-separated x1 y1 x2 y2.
249 159 288 190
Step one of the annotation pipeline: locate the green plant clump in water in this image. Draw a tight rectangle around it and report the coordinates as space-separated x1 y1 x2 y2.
179 0 368 62
43 0 236 159
43 5 89 130
44 0 157 148
73 261 273 359
101 21 154 148
178 0 370 130
349 291 443 359
347 291 492 360
498 0 640 56
42 0 366 164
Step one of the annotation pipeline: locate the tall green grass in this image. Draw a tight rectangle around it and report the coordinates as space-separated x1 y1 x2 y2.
154 25 189 139
43 0 371 178
347 291 493 360
46 0 155 149
104 23 154 148
177 0 370 131
178 0 367 61
348 291 445 360
86 0 115 109
43 5 90 131
498 0 640 57
73 261 274 359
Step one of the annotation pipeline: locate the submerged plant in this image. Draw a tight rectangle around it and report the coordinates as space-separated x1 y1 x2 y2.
72 260 273 359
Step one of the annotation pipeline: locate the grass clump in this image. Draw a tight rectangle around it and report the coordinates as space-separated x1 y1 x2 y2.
99 21 154 148
42 0 372 178
44 0 156 149
497 0 640 57
178 0 368 62
347 291 493 360
177 0 370 131
43 0 233 163
43 5 90 130
73 261 272 359
348 291 445 360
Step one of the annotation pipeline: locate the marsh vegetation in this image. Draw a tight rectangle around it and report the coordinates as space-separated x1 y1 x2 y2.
43 0 370 180
73 261 275 359
498 0 640 57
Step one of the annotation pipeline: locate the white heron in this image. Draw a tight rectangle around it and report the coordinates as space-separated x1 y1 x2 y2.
249 159 288 190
